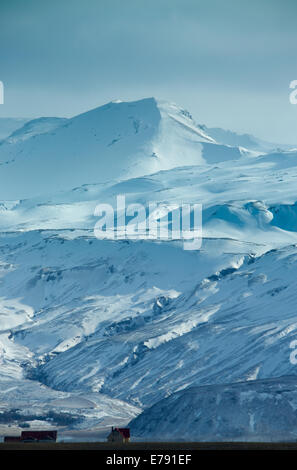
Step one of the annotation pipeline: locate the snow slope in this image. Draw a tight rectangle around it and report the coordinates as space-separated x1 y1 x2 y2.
0 98 297 439
3 117 68 144
204 126 297 154
0 118 30 141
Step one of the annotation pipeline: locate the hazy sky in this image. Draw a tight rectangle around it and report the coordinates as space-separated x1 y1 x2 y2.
0 0 297 143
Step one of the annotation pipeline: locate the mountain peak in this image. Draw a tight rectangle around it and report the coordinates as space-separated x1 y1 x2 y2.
0 97 215 199
0 97 282 200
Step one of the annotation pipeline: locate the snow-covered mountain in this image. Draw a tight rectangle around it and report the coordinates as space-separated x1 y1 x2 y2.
1 98 297 441
0 98 252 200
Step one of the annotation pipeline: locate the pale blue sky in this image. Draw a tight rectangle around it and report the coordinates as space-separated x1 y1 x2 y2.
0 0 297 143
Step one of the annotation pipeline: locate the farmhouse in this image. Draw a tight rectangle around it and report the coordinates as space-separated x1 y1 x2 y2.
107 427 130 443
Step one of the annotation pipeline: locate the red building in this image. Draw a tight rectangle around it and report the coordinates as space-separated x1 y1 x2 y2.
21 430 57 442
107 427 130 443
4 430 57 443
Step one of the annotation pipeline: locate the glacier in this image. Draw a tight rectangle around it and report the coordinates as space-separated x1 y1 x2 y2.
0 97 297 441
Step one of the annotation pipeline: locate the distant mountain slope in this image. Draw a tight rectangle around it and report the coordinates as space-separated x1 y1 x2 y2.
20 241 297 408
0 118 30 140
4 117 68 144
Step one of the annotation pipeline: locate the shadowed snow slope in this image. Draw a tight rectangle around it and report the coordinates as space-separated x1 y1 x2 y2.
129 376 297 441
